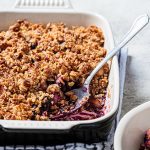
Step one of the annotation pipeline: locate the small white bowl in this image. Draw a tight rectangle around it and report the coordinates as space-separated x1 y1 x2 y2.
114 101 150 150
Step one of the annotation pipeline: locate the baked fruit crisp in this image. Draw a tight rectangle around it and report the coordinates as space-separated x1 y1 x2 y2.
0 20 109 120
140 129 150 150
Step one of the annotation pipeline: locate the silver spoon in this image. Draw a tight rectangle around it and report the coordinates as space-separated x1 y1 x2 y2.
52 14 149 119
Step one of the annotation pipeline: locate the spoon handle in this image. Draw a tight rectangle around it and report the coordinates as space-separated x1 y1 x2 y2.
84 14 149 85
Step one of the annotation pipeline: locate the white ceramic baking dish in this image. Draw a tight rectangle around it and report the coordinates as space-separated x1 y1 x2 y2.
114 101 150 150
0 0 119 138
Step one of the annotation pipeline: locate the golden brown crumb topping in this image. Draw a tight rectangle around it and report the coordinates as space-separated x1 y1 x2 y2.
0 20 109 120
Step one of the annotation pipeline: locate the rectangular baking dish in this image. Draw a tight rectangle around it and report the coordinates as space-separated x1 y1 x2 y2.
0 0 119 143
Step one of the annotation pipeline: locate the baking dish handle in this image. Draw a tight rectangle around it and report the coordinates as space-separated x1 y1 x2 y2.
14 0 74 11
0 120 88 132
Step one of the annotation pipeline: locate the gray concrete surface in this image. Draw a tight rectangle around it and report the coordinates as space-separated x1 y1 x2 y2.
0 0 150 117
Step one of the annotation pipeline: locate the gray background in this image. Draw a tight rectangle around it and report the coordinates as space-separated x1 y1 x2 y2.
0 0 150 118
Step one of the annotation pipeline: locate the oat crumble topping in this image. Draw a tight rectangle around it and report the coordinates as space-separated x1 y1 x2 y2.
0 20 109 120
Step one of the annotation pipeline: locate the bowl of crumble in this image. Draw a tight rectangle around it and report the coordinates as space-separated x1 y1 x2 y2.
114 101 150 150
0 5 119 142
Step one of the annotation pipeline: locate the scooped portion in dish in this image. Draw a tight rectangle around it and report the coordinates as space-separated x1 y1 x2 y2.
140 129 150 150
0 20 109 120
